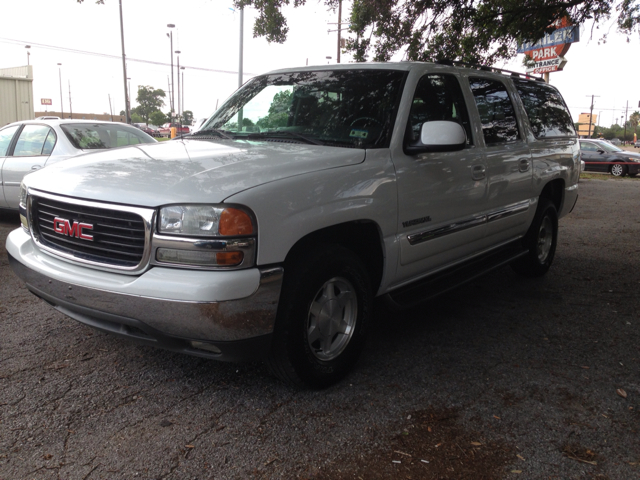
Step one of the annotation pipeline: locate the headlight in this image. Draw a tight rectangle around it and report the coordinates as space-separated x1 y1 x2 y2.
154 204 256 269
19 183 28 232
19 183 28 208
158 205 254 236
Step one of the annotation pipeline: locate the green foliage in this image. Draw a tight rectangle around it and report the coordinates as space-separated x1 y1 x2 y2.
131 112 144 124
133 86 166 125
237 0 640 64
149 110 167 127
256 90 292 129
182 110 194 126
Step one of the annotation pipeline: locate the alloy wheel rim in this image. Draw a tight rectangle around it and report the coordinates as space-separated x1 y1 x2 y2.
306 276 358 361
612 164 623 176
536 215 553 262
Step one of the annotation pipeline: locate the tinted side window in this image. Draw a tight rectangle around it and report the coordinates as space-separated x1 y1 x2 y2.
0 125 20 156
513 80 576 138
407 74 472 145
580 141 597 152
469 78 520 145
13 125 53 157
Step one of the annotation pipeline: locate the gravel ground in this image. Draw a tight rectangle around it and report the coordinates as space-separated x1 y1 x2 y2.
1 178 639 479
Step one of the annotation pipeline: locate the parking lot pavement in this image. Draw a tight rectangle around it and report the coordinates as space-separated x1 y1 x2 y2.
1 178 639 479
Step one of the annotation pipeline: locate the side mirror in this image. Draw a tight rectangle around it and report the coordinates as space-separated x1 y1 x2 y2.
404 120 466 155
597 149 605 154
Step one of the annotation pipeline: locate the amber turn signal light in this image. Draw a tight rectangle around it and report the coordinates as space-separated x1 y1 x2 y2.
219 208 253 236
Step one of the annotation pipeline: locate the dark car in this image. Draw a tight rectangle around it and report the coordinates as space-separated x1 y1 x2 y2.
580 139 640 177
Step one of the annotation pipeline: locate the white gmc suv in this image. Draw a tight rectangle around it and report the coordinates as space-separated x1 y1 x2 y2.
6 62 580 388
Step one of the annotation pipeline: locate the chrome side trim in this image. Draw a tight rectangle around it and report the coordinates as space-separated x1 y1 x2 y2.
9 254 284 342
406 199 533 246
407 215 485 245
486 200 531 223
27 189 155 275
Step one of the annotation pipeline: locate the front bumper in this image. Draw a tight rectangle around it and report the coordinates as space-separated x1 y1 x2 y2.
6 228 283 361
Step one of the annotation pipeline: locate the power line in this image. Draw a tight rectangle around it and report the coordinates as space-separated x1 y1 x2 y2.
0 36 255 76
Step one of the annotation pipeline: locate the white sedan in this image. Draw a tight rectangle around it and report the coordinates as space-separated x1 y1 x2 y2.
0 119 156 210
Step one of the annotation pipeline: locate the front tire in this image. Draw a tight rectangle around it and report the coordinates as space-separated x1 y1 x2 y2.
611 163 627 177
511 198 558 278
267 245 372 388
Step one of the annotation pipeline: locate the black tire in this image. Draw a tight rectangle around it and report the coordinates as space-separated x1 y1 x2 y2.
267 244 372 388
511 198 558 278
611 162 627 177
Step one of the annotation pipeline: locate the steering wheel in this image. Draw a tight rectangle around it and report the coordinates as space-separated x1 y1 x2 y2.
350 117 381 128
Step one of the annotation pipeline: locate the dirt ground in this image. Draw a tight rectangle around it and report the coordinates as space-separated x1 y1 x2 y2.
1 178 639 479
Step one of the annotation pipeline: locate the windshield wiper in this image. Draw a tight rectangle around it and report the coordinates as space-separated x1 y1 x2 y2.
184 128 233 139
244 131 324 146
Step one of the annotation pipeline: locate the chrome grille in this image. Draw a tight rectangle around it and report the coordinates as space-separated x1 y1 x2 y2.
32 195 147 268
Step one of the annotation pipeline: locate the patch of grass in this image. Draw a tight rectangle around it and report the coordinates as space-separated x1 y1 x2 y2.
580 172 640 181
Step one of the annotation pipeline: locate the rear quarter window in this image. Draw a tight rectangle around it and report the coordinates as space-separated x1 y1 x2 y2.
513 80 576 138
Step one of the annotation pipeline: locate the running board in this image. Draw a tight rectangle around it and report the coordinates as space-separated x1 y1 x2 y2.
383 242 528 310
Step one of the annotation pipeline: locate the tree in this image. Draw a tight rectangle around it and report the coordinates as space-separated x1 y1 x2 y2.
133 86 166 125
256 90 292 129
237 0 640 64
131 112 144 124
182 110 194 126
149 110 167 127
630 111 640 136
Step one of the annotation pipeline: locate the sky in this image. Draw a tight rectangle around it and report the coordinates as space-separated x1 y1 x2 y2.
1 0 639 127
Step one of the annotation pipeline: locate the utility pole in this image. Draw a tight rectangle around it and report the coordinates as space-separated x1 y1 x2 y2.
58 63 64 119
238 7 244 130
623 101 629 144
119 0 130 124
337 0 342 63
586 95 600 139
108 94 114 121
328 0 347 64
68 80 73 119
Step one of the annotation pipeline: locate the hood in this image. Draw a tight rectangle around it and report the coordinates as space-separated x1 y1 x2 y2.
24 139 365 207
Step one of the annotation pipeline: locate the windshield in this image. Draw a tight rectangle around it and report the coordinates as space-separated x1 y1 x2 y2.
596 141 622 152
201 69 407 149
61 123 156 150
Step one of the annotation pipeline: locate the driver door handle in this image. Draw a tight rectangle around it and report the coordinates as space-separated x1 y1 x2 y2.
472 164 486 180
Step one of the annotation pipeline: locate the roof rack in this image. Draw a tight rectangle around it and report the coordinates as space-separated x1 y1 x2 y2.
435 59 545 82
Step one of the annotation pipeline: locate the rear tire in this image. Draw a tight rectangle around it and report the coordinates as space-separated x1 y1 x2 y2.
267 244 372 388
511 198 558 278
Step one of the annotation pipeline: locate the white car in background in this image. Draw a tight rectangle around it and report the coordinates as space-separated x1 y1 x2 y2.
0 119 156 211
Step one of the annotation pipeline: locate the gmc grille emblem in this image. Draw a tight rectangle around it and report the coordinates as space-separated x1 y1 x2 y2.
53 217 94 241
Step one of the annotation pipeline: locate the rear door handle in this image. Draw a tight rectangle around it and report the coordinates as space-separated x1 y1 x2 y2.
518 158 530 172
472 164 486 180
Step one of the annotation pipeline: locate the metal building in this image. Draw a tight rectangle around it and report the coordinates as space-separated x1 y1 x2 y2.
0 66 34 126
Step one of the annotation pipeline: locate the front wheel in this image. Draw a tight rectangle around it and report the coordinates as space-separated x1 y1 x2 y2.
611 163 627 177
267 245 372 388
511 199 558 278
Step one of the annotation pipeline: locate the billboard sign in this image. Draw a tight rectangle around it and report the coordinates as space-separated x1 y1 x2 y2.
517 25 580 53
41 98 52 105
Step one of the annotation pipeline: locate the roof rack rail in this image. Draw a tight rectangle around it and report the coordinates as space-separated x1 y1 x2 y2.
435 59 545 82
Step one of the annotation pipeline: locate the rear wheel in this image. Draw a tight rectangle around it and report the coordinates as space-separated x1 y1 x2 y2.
511 198 558 278
611 163 627 177
267 245 372 388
